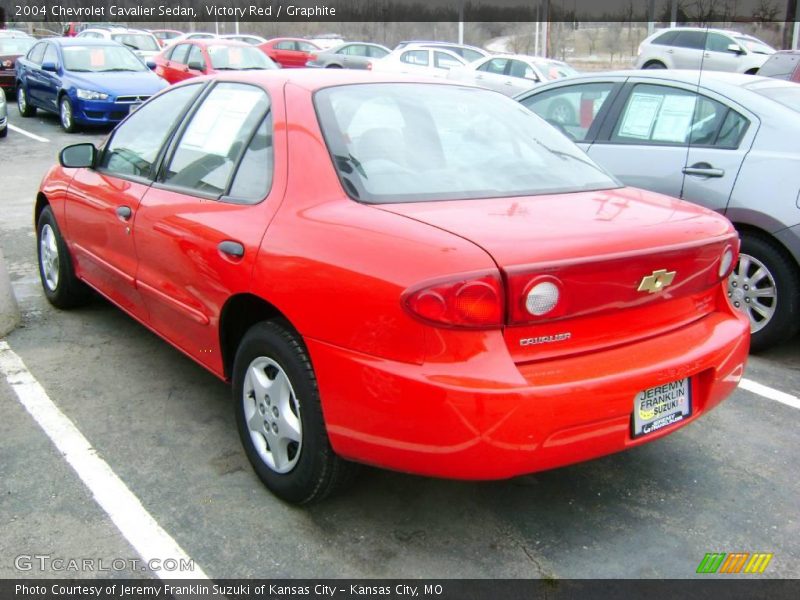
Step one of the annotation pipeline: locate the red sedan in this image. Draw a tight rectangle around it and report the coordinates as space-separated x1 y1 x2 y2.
153 39 277 85
36 71 749 504
258 37 320 68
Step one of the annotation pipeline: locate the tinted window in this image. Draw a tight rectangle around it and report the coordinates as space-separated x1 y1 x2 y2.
112 33 159 52
672 31 707 50
315 84 618 203
705 33 732 53
652 30 679 46
368 46 389 58
478 58 508 74
170 44 191 64
227 114 274 202
509 60 538 80
521 82 616 142
42 43 58 66
28 42 46 64
401 50 428 66
163 83 269 195
434 51 461 69
187 45 204 69
611 84 745 147
100 84 201 178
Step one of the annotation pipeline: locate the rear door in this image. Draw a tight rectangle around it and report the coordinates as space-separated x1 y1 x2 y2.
472 57 511 92
670 30 706 69
134 82 286 373
65 83 203 321
164 43 192 83
38 43 61 112
22 41 47 107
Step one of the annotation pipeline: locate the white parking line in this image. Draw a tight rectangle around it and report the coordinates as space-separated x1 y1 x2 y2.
8 124 50 143
0 340 209 580
739 378 800 410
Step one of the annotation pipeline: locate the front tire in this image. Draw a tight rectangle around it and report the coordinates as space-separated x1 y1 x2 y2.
643 60 667 69
547 99 576 126
59 96 78 133
233 320 357 504
17 85 36 117
728 233 800 351
37 206 91 309
0 126 7 138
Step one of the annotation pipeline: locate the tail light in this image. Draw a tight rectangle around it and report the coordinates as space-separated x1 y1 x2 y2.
366 61 373 71
308 53 318 62
403 271 504 329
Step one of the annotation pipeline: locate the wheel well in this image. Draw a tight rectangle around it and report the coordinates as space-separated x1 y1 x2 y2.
733 223 800 270
643 60 666 68
219 294 289 380
34 193 50 228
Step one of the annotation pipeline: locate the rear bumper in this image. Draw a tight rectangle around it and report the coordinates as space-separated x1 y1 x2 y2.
0 72 15 91
308 305 749 480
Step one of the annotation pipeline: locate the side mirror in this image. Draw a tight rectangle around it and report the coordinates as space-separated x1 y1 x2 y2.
146 59 157 70
727 43 745 54
188 59 205 71
60 143 97 169
41 61 58 72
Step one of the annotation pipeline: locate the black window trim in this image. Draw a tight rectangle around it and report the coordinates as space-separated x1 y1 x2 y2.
94 82 209 186
152 80 273 204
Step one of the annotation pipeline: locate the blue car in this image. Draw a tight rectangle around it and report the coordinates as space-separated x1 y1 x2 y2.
15 37 167 132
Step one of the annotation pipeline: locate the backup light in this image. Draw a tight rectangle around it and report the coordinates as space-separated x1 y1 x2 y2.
525 281 560 316
719 246 735 278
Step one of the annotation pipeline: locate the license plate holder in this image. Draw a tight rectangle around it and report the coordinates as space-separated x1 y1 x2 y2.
632 378 692 438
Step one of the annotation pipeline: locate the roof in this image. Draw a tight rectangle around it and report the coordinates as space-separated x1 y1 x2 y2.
175 38 253 48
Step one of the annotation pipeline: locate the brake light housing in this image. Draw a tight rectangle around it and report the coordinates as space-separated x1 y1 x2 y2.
403 271 504 329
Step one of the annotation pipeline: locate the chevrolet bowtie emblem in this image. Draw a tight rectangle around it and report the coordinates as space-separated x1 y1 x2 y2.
638 269 676 294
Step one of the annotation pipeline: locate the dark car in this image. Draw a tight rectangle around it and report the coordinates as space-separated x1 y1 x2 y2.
305 42 390 69
757 50 800 82
15 37 167 132
0 34 36 95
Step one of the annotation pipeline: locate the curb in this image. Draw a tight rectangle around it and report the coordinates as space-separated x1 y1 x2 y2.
0 246 21 337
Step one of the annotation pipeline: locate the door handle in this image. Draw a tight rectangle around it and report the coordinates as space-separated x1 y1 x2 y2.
218 240 245 258
666 49 674 54
682 163 725 178
116 206 132 221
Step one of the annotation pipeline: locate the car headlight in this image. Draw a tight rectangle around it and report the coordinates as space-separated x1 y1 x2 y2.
0 87 5 102
76 89 109 101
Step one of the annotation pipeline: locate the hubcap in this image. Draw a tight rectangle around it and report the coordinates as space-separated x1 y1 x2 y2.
727 253 776 333
551 104 571 124
60 100 72 129
18 89 26 112
243 357 302 474
39 224 60 291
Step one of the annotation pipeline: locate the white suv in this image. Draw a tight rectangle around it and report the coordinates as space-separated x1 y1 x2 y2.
635 27 774 74
77 28 161 61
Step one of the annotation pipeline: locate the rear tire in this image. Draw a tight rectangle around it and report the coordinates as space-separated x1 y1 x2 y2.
0 126 7 138
728 233 800 352
233 320 358 504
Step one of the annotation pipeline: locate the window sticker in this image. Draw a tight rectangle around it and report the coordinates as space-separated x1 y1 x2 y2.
90 49 105 67
181 88 264 156
618 93 663 139
652 94 697 142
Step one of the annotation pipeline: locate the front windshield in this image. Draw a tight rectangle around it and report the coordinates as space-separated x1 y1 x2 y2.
112 34 159 52
315 83 619 204
207 45 277 70
735 36 775 55
62 45 147 72
0 37 35 55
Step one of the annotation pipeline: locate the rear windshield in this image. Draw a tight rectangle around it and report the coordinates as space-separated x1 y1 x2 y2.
315 83 619 204
207 45 277 70
757 54 798 79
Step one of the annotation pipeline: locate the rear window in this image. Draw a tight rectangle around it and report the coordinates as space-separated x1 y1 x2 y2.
758 53 799 80
207 45 276 70
652 30 679 46
314 83 619 204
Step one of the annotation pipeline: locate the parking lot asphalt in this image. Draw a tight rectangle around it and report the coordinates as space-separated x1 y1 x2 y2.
0 107 798 580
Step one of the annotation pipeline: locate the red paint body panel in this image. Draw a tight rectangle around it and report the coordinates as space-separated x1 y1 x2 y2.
38 70 750 480
258 38 319 68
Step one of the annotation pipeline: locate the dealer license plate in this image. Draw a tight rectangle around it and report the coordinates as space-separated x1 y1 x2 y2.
632 378 692 438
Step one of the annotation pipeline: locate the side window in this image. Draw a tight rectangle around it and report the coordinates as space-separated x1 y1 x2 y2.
162 83 270 196
275 41 295 50
368 46 389 58
42 44 58 66
672 31 707 50
170 44 191 65
187 45 204 69
521 82 616 142
434 51 461 70
401 50 428 66
706 33 731 53
509 60 538 80
652 30 679 46
611 84 741 147
344 44 366 56
479 58 508 74
227 113 274 203
28 42 46 65
297 42 317 52
99 84 202 178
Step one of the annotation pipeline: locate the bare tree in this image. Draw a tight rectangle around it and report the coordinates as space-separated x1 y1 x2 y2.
585 26 601 56
604 22 624 67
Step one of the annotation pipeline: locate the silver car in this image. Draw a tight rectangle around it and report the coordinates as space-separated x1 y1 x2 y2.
635 27 774 74
518 70 800 350
305 42 390 69
0 87 7 138
448 54 578 96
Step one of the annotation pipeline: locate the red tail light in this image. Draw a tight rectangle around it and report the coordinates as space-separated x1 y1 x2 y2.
403 271 504 329
309 53 318 61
